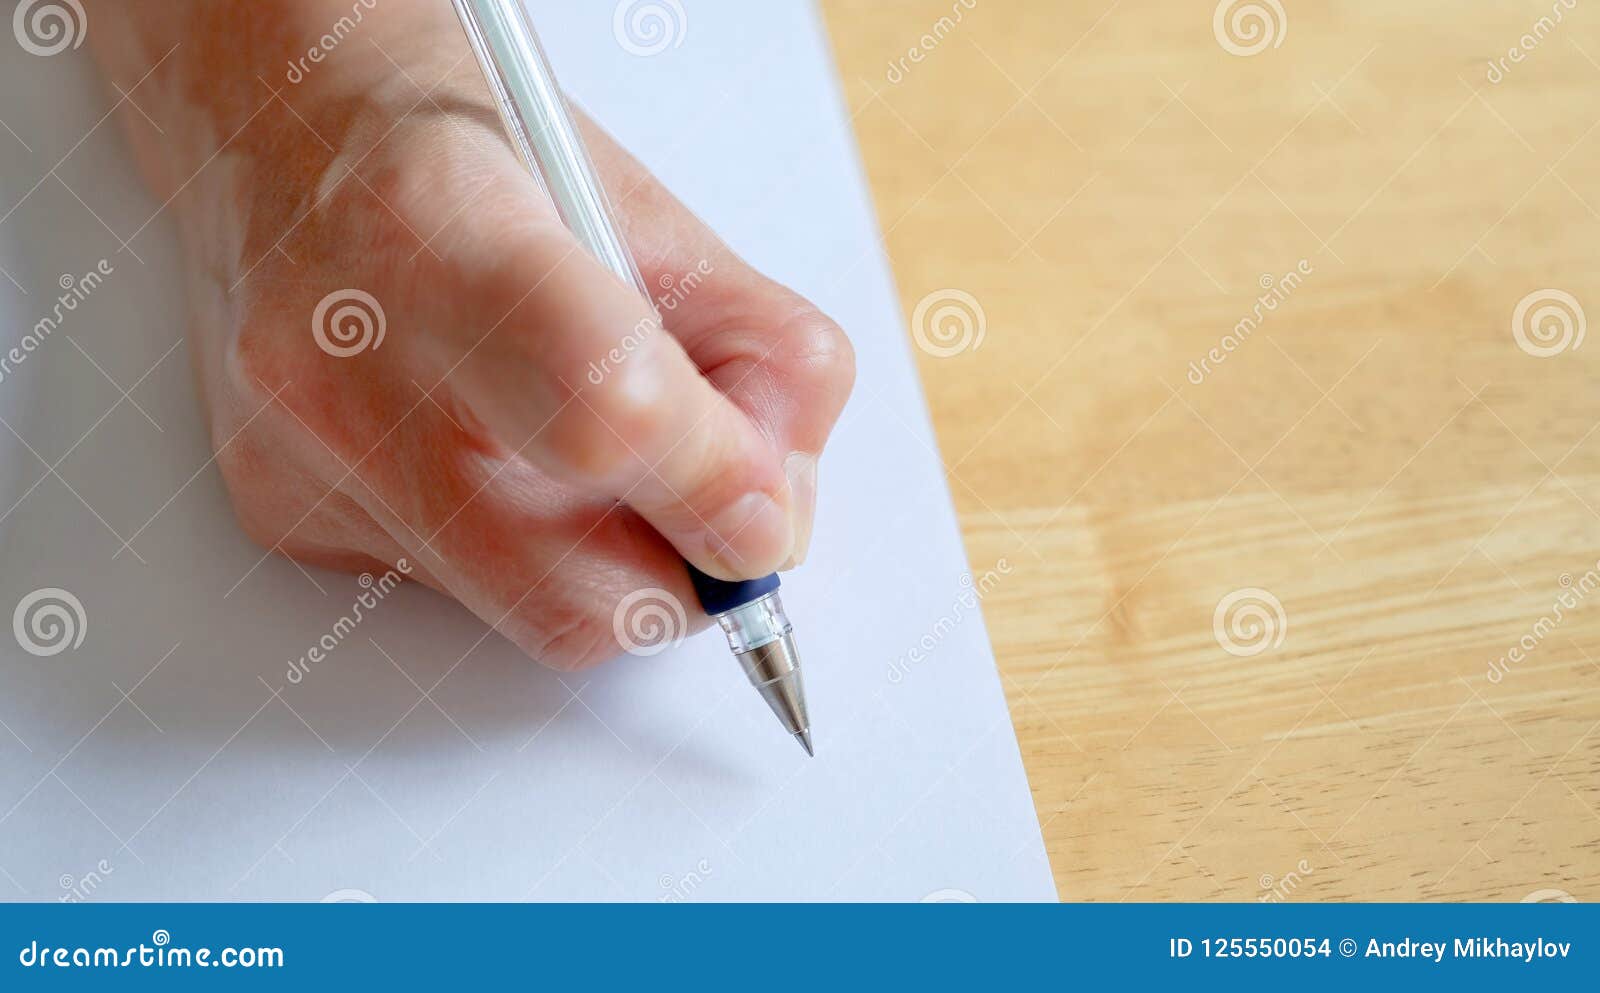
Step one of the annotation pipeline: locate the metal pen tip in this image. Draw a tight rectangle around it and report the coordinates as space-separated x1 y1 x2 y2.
733 625 811 756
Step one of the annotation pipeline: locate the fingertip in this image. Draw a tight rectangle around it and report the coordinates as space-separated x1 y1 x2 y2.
780 451 817 570
694 485 795 580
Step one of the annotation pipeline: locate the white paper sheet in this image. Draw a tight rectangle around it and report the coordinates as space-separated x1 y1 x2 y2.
0 0 1054 902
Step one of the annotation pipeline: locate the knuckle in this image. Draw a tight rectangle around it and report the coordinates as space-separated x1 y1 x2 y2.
212 409 275 509
212 429 309 554
776 309 856 398
517 605 617 672
535 344 673 485
216 458 282 553
227 502 276 551
363 119 509 227
538 398 639 483
227 317 300 401
226 310 369 457
232 513 282 555
212 429 259 492
227 309 346 411
678 454 759 521
358 159 427 224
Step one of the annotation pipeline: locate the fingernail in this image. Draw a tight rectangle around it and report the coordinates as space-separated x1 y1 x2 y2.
782 453 818 569
705 490 793 576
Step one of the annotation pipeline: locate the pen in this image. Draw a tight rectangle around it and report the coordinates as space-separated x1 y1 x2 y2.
450 0 813 756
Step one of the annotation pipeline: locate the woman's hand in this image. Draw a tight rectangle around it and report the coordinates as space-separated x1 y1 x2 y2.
86 0 854 668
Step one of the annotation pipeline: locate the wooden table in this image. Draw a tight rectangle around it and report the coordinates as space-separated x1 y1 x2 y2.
821 0 1600 900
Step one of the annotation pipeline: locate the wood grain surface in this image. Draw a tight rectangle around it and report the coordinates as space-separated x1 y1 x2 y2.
820 0 1600 901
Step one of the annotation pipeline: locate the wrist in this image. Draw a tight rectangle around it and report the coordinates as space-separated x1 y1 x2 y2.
85 0 469 203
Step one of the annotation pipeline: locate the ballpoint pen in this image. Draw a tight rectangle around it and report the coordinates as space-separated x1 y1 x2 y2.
450 0 813 756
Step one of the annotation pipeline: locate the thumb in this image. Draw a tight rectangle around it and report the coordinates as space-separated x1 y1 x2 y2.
433 218 796 582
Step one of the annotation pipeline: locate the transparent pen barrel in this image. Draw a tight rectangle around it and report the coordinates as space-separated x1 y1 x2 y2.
714 592 792 655
451 0 651 299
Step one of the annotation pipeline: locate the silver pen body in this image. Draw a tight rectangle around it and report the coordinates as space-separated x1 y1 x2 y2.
450 0 813 755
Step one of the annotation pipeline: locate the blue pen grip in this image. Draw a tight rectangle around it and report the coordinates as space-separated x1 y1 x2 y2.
686 564 780 616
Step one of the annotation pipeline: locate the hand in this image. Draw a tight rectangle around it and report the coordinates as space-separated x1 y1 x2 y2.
87 0 854 668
